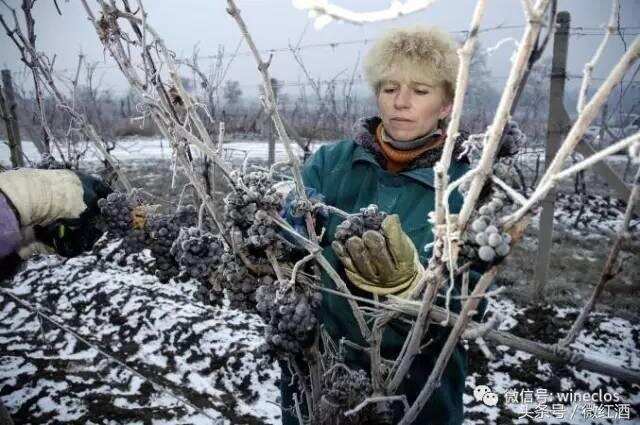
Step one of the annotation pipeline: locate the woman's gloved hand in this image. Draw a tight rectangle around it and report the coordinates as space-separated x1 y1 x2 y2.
0 168 111 258
331 214 424 296
280 186 327 238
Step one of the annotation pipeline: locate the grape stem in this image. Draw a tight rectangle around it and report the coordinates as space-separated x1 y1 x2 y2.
343 395 409 418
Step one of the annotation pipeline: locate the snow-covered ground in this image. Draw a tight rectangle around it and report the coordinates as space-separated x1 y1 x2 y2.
0 243 281 424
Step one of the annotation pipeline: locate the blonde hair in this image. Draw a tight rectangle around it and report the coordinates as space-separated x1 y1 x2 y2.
364 26 459 103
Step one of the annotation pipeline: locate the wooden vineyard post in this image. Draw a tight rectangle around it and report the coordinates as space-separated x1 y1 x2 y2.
268 119 275 166
0 70 25 168
533 11 570 302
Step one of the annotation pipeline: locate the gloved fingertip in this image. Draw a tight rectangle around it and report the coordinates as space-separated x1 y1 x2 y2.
362 230 385 248
345 235 365 253
381 213 400 230
331 240 345 256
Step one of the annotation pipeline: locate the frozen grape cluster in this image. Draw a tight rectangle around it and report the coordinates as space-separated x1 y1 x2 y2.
98 192 132 238
497 120 525 158
224 171 282 229
317 366 374 424
334 204 388 243
170 227 224 280
217 251 259 311
246 209 280 250
462 191 512 264
255 279 322 355
146 206 197 283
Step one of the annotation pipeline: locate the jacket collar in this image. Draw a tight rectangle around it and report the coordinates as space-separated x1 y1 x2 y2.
352 144 436 188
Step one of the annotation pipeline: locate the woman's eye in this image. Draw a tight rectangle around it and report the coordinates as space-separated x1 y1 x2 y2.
415 89 429 95
383 87 397 93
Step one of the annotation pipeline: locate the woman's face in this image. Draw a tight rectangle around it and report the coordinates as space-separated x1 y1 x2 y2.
377 79 452 141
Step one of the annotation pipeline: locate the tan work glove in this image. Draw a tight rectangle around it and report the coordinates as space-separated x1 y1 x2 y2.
0 168 111 258
331 214 424 296
0 169 88 227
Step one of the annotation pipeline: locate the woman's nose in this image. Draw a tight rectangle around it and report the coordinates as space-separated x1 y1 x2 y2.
393 87 411 109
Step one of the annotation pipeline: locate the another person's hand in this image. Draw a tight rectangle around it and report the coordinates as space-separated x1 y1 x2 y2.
332 214 424 296
280 186 326 238
0 168 111 259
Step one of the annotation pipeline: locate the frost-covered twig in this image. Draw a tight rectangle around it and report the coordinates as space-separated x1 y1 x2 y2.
577 0 619 114
386 265 444 393
559 165 640 347
504 36 640 228
435 0 486 226
398 267 497 425
289 252 317 287
456 0 552 230
292 0 438 28
226 0 315 238
343 395 409 417
429 1 486 313
552 131 640 182
436 0 486 179
462 311 502 340
491 174 528 205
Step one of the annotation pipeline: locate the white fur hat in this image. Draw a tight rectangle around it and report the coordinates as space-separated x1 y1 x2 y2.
364 25 459 102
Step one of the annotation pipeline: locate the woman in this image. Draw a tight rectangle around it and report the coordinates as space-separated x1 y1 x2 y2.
281 26 475 424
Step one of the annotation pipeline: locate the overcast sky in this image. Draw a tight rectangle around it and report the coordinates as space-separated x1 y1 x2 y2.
1 0 638 100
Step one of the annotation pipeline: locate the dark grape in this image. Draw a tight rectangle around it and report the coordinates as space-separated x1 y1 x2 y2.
224 171 282 230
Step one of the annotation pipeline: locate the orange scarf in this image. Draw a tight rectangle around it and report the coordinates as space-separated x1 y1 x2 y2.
375 123 445 173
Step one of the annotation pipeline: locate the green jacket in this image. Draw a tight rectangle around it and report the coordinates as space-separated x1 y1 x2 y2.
281 137 476 425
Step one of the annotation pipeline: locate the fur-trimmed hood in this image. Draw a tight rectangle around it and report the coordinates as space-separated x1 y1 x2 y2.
351 116 469 171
